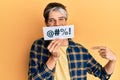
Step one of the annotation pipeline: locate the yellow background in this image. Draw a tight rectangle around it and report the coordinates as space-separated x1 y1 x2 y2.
0 0 120 80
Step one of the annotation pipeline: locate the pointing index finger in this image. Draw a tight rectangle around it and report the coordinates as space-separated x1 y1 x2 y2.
91 46 106 50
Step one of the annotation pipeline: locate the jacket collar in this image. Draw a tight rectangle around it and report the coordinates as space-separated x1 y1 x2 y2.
68 38 77 47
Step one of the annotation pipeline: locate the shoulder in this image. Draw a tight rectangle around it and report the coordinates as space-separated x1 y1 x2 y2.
69 39 88 53
32 37 51 48
75 43 88 52
33 37 44 45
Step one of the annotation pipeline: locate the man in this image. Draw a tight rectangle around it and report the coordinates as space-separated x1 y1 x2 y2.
28 2 116 80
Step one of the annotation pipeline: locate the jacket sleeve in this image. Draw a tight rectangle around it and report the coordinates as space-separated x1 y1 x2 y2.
28 41 55 80
87 53 111 80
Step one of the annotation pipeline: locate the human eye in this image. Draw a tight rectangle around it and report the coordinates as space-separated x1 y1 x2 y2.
59 18 65 21
48 19 53 22
48 19 55 23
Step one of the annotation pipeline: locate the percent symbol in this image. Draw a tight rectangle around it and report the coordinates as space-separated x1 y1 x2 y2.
60 28 68 35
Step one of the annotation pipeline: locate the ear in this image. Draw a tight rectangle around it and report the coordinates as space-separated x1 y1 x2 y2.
45 23 49 26
44 20 48 26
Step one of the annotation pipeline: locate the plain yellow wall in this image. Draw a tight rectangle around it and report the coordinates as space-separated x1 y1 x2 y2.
0 0 120 80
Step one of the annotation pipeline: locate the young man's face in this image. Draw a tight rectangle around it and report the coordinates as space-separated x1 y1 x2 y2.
46 11 67 26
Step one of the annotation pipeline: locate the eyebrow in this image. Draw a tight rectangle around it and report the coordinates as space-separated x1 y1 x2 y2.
49 16 66 20
59 16 66 18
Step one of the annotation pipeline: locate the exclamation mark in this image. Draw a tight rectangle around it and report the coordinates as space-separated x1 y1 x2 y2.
69 28 71 35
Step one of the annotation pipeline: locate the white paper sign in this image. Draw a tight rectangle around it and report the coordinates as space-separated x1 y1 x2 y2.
43 25 74 40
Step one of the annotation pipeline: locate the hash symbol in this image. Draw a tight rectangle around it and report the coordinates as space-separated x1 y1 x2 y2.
54 29 59 36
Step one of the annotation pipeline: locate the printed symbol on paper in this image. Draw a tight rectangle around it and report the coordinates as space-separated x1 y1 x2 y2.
60 28 67 35
55 29 59 36
47 30 54 38
43 25 74 40
60 28 71 35
69 28 71 35
46 28 71 38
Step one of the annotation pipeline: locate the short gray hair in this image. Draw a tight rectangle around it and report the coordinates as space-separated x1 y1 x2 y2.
49 7 67 18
